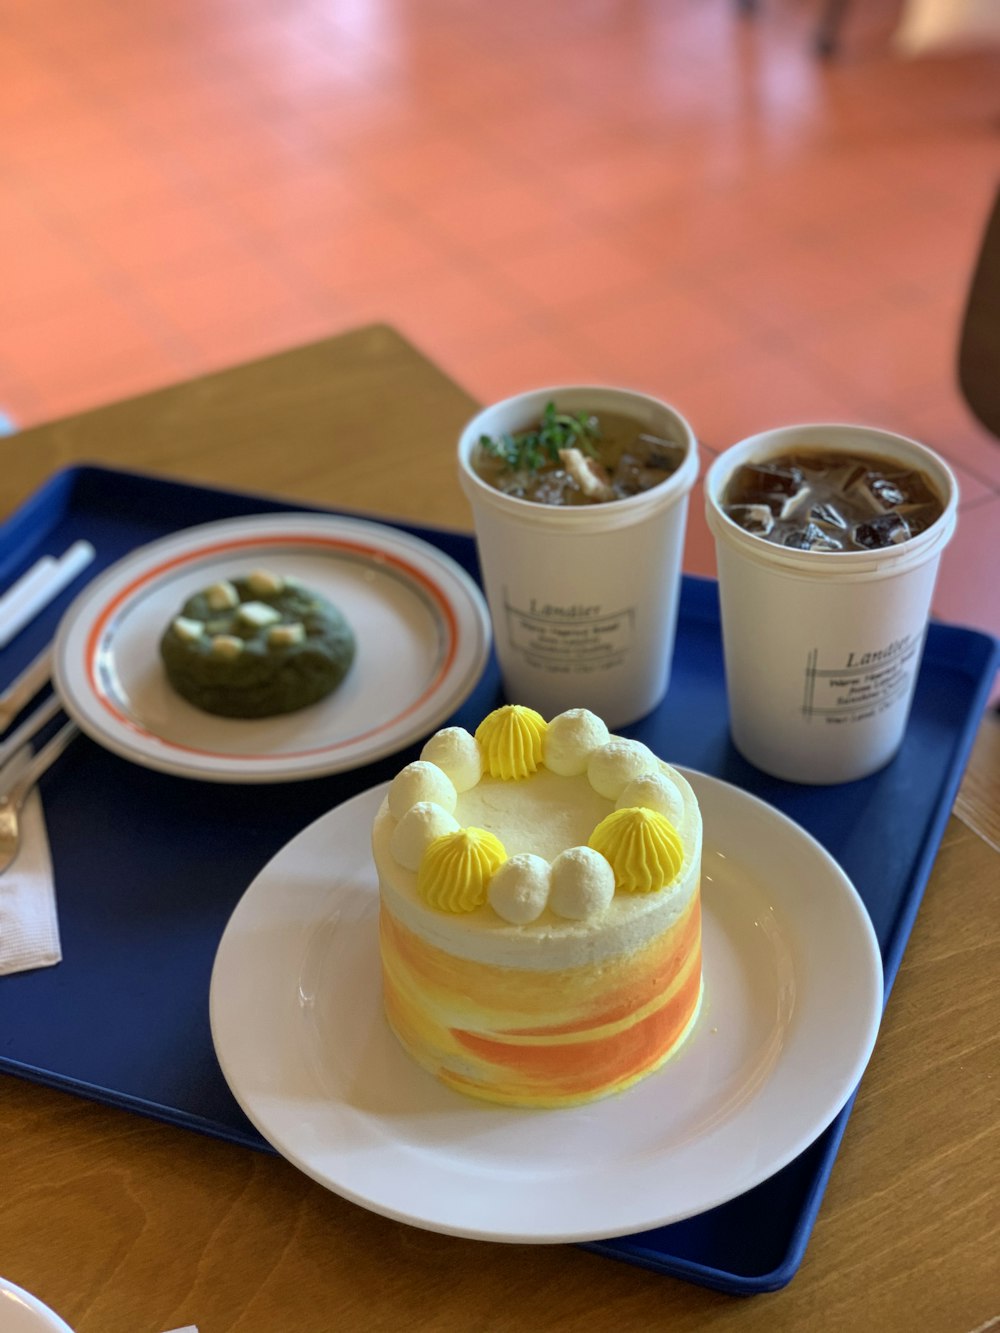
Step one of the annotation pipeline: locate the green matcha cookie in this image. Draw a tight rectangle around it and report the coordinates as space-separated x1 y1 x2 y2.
160 569 355 718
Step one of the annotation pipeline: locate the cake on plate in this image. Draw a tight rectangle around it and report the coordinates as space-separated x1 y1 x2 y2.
372 705 703 1108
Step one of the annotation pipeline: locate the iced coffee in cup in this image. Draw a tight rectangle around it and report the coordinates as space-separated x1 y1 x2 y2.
458 386 699 730
705 424 959 784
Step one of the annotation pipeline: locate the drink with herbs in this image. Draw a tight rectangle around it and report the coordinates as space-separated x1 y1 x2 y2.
472 402 686 506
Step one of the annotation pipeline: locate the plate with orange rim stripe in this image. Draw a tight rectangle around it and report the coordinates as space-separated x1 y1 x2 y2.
209 773 884 1242
53 513 491 783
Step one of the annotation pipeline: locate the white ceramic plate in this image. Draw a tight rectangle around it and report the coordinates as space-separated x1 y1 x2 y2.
0 1280 74 1333
54 514 491 782
209 772 884 1243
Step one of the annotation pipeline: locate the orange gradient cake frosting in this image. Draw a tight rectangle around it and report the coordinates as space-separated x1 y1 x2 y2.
373 705 703 1108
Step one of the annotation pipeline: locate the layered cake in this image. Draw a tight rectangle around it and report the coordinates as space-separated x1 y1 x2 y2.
160 569 355 718
373 705 703 1108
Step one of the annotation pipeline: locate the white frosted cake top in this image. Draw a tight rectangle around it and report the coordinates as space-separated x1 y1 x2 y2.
372 707 702 970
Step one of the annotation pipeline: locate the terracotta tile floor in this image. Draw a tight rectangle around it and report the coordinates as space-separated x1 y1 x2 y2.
1 0 998 657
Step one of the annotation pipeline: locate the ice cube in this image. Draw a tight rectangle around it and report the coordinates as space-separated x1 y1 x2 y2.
531 470 581 505
727 461 804 508
612 452 677 497
842 464 869 493
635 434 685 473
868 476 906 508
725 503 774 536
853 513 911 549
809 501 848 529
851 467 939 516
900 504 940 537
883 469 939 509
783 523 843 552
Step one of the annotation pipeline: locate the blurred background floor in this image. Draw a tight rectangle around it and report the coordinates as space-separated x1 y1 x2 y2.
0 0 998 647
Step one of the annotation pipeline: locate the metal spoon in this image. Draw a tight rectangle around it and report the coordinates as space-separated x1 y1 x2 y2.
0 720 79 875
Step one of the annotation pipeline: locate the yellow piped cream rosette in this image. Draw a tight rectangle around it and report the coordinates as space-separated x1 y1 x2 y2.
373 705 703 1107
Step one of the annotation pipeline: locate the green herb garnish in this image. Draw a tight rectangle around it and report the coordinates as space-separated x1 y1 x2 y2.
479 402 601 472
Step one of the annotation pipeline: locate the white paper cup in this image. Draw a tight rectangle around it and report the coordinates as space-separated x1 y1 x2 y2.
458 386 699 729
705 424 959 784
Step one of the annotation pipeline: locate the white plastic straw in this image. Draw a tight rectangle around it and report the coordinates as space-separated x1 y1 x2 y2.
0 540 95 649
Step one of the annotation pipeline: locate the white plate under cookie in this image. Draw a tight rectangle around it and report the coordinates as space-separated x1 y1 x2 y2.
53 513 491 782
208 773 884 1243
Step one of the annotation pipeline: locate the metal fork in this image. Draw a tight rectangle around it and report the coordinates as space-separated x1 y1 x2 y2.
0 720 79 875
0 691 61 769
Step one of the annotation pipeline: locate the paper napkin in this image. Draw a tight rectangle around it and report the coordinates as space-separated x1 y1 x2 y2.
0 785 61 975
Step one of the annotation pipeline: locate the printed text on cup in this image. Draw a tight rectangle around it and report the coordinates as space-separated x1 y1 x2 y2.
802 631 923 724
504 593 635 675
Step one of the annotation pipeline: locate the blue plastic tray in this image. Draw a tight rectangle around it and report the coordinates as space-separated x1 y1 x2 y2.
1 464 996 1295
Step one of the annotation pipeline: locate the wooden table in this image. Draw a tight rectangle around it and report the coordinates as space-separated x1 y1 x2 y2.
1 326 996 1333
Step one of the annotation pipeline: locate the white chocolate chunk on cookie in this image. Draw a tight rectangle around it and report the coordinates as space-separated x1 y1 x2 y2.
246 568 285 596
210 634 244 659
172 616 204 642
268 622 305 646
238 601 282 629
205 581 239 610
